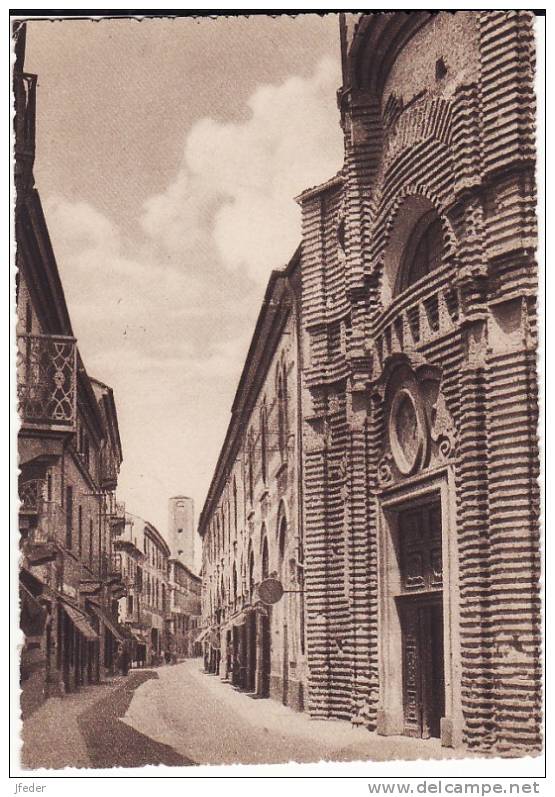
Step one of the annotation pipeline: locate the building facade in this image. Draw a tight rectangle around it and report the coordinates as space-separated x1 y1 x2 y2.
199 11 540 757
296 11 539 755
116 514 172 663
167 558 201 658
198 252 307 711
15 23 127 717
168 495 195 570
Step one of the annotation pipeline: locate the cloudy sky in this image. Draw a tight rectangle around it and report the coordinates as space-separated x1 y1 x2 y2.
24 14 344 548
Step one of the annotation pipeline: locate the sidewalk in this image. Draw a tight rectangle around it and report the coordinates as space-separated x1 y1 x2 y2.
19 670 191 771
20 676 127 770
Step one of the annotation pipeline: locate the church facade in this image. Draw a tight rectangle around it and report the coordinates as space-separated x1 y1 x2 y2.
298 11 540 755
199 11 540 757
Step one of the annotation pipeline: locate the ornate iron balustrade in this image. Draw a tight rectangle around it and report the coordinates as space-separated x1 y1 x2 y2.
99 451 118 490
19 478 45 514
17 333 77 430
29 500 63 545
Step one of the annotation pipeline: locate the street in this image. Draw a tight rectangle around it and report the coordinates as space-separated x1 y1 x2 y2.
22 659 464 769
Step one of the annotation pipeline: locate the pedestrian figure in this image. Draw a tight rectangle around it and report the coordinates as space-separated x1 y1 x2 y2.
120 644 130 676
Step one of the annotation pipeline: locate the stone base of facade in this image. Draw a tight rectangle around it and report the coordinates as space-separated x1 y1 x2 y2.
270 674 305 712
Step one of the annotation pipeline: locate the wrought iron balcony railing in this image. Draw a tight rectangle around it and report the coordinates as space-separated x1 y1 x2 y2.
26 499 63 546
99 451 118 491
19 478 45 515
17 333 77 431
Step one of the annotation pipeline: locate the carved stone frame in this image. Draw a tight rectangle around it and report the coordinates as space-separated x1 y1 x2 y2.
376 466 462 748
388 385 429 476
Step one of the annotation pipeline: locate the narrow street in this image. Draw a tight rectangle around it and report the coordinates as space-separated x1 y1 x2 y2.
21 671 192 770
21 659 466 770
120 659 463 766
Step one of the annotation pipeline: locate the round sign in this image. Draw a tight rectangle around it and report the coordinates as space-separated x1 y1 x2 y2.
258 577 284 605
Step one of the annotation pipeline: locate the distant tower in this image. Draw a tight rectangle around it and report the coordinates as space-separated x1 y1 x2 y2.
168 496 195 569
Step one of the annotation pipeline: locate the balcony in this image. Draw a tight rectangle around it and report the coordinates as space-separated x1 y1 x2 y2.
104 493 125 535
17 333 77 432
19 477 45 516
370 264 460 383
21 500 63 565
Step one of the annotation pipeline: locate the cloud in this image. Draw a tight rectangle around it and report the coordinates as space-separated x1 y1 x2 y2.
39 56 343 529
141 56 343 282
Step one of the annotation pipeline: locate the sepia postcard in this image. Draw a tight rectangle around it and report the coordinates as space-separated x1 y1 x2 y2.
10 7 546 787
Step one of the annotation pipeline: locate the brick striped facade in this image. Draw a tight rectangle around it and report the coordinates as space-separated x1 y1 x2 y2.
297 11 540 755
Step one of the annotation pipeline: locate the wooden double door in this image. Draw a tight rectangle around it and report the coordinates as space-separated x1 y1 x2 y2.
400 595 445 739
398 502 445 739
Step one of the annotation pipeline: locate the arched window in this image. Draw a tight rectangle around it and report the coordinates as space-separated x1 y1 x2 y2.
261 536 269 580
248 431 254 506
396 211 443 295
277 364 288 460
278 516 287 567
233 477 238 538
260 404 268 484
248 548 255 595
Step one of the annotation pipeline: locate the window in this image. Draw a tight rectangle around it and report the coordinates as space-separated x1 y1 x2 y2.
83 435 90 469
248 550 255 596
177 527 183 534
261 536 269 580
78 506 83 557
277 365 288 460
279 517 287 566
260 405 268 484
396 212 443 295
248 433 254 505
233 477 237 538
435 57 447 81
65 486 73 549
89 518 93 566
46 472 52 502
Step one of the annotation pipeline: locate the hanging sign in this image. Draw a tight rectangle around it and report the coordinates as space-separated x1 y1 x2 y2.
258 578 284 605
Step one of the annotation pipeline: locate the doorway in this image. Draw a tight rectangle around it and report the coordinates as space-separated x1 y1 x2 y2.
399 595 444 738
260 612 271 698
377 478 461 747
397 501 444 739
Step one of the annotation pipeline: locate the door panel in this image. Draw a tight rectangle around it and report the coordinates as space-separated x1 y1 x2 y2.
398 499 445 740
401 601 422 737
401 597 444 739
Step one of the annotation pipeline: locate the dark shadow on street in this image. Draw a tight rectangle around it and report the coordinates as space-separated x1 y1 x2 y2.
78 670 195 769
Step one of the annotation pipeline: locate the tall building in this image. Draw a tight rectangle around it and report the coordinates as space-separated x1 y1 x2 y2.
200 11 540 757
15 22 127 717
168 495 195 570
198 252 307 710
167 558 202 659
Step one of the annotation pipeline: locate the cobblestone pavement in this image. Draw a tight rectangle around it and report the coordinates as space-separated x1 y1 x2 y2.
20 670 193 770
121 659 466 767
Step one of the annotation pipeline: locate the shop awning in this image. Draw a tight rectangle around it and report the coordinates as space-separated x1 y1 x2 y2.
20 583 47 637
62 603 99 641
194 627 210 644
88 603 123 643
